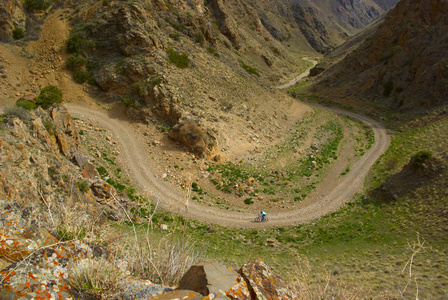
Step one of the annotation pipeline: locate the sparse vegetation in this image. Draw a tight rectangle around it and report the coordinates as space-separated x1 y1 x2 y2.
167 48 189 68
4 105 32 122
206 47 220 58
383 81 394 97
25 0 52 10
239 60 260 77
66 33 87 54
65 55 87 71
35 85 63 109
411 150 432 169
12 28 24 40
16 99 37 110
77 180 90 193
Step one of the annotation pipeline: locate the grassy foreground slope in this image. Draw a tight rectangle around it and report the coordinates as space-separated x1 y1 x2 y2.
121 102 448 299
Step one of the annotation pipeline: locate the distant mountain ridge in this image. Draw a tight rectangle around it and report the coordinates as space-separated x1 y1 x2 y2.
312 0 448 113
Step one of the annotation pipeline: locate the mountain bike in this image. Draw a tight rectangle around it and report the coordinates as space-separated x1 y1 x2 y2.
254 216 268 222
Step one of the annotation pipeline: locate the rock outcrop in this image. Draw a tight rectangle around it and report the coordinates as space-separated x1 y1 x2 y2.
154 259 297 299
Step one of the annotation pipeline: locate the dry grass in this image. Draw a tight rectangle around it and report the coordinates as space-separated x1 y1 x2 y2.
69 257 122 299
288 256 400 300
115 186 205 286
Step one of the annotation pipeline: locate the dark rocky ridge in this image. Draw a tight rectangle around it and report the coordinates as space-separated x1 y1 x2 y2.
312 0 448 113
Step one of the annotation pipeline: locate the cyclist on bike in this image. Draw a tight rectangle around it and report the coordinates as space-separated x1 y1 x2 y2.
259 210 267 221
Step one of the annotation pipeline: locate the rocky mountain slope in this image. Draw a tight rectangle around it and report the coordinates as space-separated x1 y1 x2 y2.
311 0 448 115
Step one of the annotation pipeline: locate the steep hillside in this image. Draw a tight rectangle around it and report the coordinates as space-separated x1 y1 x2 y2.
311 0 448 116
288 0 399 53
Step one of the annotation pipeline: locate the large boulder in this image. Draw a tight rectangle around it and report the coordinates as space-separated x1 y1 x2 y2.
168 121 210 158
51 106 80 146
178 261 251 299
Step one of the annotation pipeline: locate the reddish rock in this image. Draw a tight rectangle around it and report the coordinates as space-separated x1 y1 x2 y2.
11 118 29 140
32 118 58 153
239 259 298 300
150 289 203 300
179 261 251 299
51 105 80 146
54 129 71 157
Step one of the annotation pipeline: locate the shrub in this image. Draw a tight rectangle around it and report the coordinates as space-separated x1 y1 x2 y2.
77 180 90 193
69 258 120 299
43 117 55 135
102 0 109 6
25 0 52 10
169 33 180 40
73 70 91 83
244 198 254 205
206 47 220 58
171 22 185 32
16 99 37 110
195 33 205 43
4 106 31 122
383 81 394 97
66 33 86 54
149 73 163 85
12 28 24 40
167 48 189 69
239 60 260 77
97 166 109 177
411 150 432 169
35 85 63 109
65 55 87 71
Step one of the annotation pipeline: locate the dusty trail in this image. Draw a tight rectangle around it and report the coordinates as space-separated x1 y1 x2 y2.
67 101 390 228
277 57 317 89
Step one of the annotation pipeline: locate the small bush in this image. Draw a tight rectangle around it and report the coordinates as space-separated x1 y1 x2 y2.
36 85 63 109
239 60 260 77
97 166 109 177
66 33 86 54
412 150 432 169
206 47 220 58
195 33 205 43
102 0 109 6
149 73 163 85
25 0 52 10
383 81 394 97
43 117 55 135
169 33 180 40
69 258 120 299
244 198 254 205
4 106 31 122
16 99 37 110
12 28 24 40
77 180 90 193
167 48 189 69
171 23 185 32
66 55 87 71
73 70 91 83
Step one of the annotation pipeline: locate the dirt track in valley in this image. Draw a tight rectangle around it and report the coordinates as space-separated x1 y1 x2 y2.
66 101 390 228
277 58 317 89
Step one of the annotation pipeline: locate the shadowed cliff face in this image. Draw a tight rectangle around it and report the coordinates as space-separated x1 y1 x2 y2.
287 0 399 53
313 0 448 113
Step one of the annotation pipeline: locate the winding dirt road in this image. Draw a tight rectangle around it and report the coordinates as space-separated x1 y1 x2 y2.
277 57 318 89
66 101 390 228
